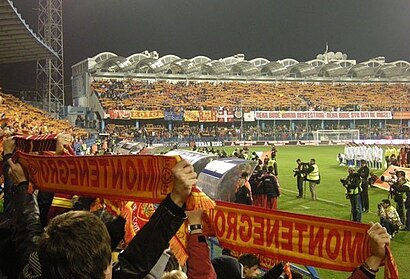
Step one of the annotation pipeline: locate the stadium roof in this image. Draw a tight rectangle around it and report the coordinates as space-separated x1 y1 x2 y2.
76 50 410 81
0 0 57 64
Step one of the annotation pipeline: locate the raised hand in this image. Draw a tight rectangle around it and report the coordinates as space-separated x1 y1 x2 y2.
170 159 197 207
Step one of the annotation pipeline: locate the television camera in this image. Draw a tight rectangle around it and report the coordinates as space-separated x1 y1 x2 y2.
340 178 351 199
380 170 398 183
293 162 310 176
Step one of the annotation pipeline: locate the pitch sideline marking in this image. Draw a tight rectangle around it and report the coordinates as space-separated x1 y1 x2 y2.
281 188 348 207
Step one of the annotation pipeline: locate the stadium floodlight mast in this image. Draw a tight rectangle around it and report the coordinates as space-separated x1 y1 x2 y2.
36 0 64 119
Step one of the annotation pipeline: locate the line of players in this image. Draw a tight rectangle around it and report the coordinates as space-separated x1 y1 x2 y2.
339 144 384 169
339 144 410 169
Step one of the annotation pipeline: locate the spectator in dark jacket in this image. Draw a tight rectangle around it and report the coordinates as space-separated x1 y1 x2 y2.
253 166 280 209
4 134 196 279
235 172 252 205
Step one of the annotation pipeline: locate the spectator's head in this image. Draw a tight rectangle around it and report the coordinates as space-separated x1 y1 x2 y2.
38 211 112 279
238 254 260 278
211 255 243 279
310 158 316 165
348 167 355 174
360 159 367 166
382 199 391 208
396 171 405 178
241 172 249 179
268 166 274 174
296 159 301 164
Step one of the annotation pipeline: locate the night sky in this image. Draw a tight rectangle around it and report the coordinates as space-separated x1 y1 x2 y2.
1 0 409 101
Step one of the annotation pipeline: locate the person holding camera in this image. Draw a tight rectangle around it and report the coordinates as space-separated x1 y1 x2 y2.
385 171 407 225
376 199 402 237
390 175 410 231
306 159 320 201
358 160 370 213
341 168 362 222
293 159 305 198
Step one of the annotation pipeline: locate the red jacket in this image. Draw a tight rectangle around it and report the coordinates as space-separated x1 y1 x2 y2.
187 233 217 279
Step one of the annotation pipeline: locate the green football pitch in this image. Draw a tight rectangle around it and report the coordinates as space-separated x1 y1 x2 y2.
214 145 409 279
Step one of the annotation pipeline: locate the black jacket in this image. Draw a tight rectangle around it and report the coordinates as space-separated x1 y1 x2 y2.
256 173 280 197
12 181 186 279
234 186 252 205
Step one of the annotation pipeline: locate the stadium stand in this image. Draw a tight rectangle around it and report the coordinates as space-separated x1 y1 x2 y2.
91 79 410 112
0 91 87 141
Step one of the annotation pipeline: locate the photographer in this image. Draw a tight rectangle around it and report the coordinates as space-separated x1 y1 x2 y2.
384 171 406 225
390 175 410 231
358 160 370 213
341 168 362 222
377 199 402 237
306 159 320 201
293 159 305 198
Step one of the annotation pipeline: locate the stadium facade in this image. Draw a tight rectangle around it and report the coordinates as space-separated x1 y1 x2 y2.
70 50 410 143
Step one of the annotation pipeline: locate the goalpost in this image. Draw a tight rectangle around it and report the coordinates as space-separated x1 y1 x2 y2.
312 129 360 142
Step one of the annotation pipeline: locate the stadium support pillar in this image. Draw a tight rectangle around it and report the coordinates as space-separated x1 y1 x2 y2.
36 0 64 119
168 122 173 131
135 121 139 129
200 124 204 131
101 120 105 131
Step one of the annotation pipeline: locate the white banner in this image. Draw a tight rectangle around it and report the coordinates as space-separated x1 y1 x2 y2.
255 111 392 120
244 111 255 122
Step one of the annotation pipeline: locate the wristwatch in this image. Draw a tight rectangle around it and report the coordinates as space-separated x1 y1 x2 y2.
188 224 203 232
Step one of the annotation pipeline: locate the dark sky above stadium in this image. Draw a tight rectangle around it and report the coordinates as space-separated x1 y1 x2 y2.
1 0 410 98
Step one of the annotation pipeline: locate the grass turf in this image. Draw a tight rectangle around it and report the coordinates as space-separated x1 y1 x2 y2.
213 145 409 279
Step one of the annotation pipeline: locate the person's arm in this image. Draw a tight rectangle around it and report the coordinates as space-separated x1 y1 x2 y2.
349 223 390 279
105 215 126 251
391 184 406 193
8 159 43 273
114 159 197 278
187 210 216 279
273 162 278 176
2 137 15 213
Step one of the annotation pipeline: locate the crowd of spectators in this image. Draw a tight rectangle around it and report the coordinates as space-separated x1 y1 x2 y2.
92 79 410 112
0 135 395 279
0 91 88 155
103 122 410 143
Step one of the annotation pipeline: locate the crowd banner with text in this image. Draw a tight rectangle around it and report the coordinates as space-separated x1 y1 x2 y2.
15 152 178 203
14 152 398 277
210 201 371 271
109 110 164 120
255 111 392 120
164 110 184 121
392 111 410 119
184 110 199 122
199 110 218 122
109 110 131 119
130 110 164 119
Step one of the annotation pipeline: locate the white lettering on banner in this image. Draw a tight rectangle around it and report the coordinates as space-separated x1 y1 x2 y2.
195 141 211 147
255 111 392 120
211 141 223 147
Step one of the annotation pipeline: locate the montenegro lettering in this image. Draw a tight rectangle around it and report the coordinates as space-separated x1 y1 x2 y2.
211 201 371 272
16 152 177 202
